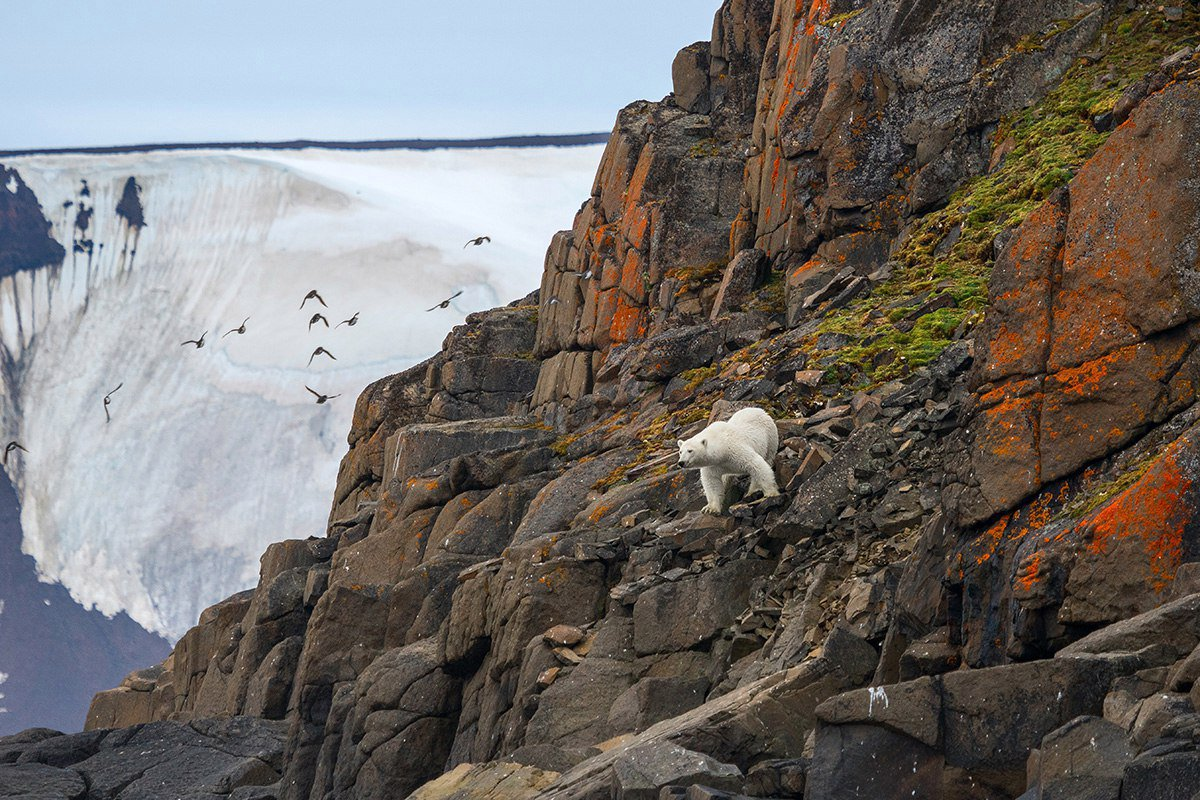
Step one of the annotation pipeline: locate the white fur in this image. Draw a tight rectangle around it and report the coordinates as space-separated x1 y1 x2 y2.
677 407 780 515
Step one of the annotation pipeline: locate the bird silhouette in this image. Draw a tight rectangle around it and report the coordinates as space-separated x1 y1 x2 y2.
300 290 327 309
309 313 330 331
3 441 27 466
306 386 341 404
307 347 337 366
103 383 123 423
181 332 208 349
223 317 250 338
464 236 491 248
426 290 464 312
336 312 359 328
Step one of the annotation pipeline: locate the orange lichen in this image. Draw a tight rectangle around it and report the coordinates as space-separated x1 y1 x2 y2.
609 297 648 345
802 0 832 37
975 514 1012 565
1082 447 1194 591
623 206 651 251
1015 551 1044 592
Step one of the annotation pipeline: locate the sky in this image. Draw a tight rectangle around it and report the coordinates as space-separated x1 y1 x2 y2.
2 1 721 150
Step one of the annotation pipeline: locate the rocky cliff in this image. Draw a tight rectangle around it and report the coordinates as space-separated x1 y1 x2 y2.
6 1 1200 798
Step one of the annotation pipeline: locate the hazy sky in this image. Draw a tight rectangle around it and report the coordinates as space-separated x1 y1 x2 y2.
3 1 720 150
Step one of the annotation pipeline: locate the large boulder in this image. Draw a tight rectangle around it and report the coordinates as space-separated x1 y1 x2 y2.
1026 715 1132 800
632 558 773 655
810 656 1129 797
0 718 286 800
610 742 742 799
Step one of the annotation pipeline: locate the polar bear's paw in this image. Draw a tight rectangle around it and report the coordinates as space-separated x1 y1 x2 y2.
702 502 724 515
761 486 781 498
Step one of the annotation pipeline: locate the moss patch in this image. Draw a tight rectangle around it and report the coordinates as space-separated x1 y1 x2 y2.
679 365 719 391
688 138 724 158
748 269 786 314
1059 451 1159 521
593 402 713 493
812 6 1200 388
667 260 726 296
823 8 866 29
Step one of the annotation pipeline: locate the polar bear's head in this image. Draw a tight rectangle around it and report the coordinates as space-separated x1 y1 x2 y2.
677 435 708 468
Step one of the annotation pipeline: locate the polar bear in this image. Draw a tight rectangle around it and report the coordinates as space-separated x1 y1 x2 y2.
677 407 780 515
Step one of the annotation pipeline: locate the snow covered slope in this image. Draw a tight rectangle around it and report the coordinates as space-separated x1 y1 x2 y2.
0 144 602 639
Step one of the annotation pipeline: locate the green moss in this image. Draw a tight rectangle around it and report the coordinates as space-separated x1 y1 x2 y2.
748 270 786 314
688 138 723 158
679 365 719 391
812 5 1200 387
1058 451 1158 521
1014 16 1078 53
593 401 712 493
667 260 726 296
824 8 865 28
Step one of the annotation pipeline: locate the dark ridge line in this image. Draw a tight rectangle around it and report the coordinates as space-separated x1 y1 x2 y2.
0 132 611 158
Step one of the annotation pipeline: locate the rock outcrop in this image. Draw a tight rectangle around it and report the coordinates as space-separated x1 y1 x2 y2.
8 1 1200 799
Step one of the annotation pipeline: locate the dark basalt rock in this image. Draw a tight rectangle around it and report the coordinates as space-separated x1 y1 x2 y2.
0 718 286 799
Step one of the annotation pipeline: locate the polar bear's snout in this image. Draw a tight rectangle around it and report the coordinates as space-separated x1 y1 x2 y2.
676 439 692 468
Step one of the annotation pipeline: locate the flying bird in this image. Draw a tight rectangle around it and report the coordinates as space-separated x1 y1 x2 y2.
181 332 207 349
103 383 123 423
426 290 464 312
464 236 491 248
336 312 359 328
300 290 327 309
223 317 250 337
307 347 337 366
306 386 341 404
309 313 330 331
3 441 27 465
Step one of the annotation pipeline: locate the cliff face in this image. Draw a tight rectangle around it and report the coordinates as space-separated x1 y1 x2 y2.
8 1 1200 799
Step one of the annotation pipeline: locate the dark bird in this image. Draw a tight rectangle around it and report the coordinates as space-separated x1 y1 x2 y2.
463 236 491 248
306 386 341 404
223 317 250 338
336 312 359 328
308 313 330 331
307 347 337 366
300 290 327 309
426 290 464 312
103 383 123 423
181 332 208 349
3 441 27 466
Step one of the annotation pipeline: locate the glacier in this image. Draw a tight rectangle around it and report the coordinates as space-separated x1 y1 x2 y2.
0 143 603 640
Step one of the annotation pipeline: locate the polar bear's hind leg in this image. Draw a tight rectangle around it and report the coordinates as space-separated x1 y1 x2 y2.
744 447 780 499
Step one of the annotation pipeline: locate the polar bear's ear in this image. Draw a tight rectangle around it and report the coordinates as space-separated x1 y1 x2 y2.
676 439 685 448
699 438 707 447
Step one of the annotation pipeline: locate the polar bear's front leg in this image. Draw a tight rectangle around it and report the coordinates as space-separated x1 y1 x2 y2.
743 448 780 499
700 466 727 514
